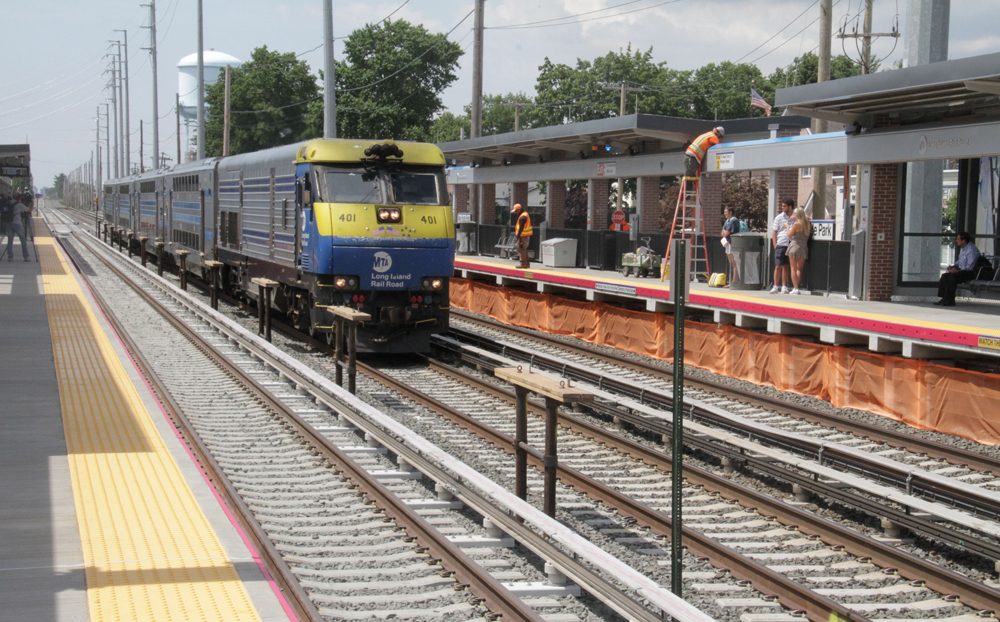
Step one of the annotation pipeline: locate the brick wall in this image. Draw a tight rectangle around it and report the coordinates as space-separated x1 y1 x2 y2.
513 182 529 209
589 178 610 229
777 169 799 207
867 163 899 302
482 184 496 223
701 173 723 234
638 176 661 233
548 180 567 228
454 184 469 216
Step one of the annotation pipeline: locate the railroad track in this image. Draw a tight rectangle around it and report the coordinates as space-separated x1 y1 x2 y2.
48 209 712 622
442 313 1000 564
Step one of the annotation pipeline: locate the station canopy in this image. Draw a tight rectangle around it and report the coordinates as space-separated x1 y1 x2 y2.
438 114 809 164
0 144 30 178
777 51 1000 127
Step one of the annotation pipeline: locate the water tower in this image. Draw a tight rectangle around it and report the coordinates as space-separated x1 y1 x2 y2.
177 50 241 159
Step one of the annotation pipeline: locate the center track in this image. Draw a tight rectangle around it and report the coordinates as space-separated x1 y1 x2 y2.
48 208 714 622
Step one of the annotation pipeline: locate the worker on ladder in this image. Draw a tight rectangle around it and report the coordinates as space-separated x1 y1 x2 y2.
512 203 533 269
684 126 725 188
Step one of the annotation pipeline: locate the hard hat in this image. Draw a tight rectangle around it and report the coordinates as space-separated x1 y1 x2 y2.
511 203 522 212
714 126 725 136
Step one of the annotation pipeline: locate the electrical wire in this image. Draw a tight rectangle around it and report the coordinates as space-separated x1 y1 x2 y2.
0 89 103 132
0 56 104 104
333 0 413 40
0 75 102 117
749 0 843 65
489 0 648 29
732 1 819 64
490 0 683 30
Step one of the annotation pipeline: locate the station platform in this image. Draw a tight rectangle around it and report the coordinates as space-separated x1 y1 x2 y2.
455 255 1000 361
0 220 292 621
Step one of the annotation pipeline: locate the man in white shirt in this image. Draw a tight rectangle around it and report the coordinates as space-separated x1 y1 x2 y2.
935 232 981 306
3 196 30 261
770 198 795 293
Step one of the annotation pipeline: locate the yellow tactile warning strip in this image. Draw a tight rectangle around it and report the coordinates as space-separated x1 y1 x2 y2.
38 225 261 621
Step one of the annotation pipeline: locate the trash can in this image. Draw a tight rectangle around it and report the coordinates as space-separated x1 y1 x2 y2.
456 222 477 255
729 233 766 290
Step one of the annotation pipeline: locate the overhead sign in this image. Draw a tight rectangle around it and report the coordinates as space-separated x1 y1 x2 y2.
715 152 734 170
1 166 29 177
596 161 617 177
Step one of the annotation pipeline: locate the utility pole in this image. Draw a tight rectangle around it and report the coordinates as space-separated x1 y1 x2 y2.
176 93 182 164
323 0 336 138
139 121 144 172
813 0 832 220
222 65 231 156
469 0 485 223
862 0 874 73
102 103 111 180
115 29 131 175
600 81 647 213
498 102 540 132
142 1 160 168
106 58 120 179
196 0 205 160
113 43 126 176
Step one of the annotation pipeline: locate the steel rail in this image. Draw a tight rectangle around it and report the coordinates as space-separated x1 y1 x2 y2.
451 311 1000 475
67 229 545 622
354 358 870 622
423 356 1000 616
441 324 1000 523
54 229 325 622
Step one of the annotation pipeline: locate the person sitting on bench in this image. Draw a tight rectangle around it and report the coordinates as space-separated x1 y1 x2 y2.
935 231 980 307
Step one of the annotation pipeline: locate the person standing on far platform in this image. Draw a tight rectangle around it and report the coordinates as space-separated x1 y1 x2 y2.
721 207 741 285
511 203 533 270
3 196 31 261
935 232 981 306
684 126 724 189
770 198 795 294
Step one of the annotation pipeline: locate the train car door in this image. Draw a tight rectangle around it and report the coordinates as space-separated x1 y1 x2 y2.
269 167 276 262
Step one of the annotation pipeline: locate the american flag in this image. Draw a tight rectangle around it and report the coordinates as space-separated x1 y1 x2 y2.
751 88 772 116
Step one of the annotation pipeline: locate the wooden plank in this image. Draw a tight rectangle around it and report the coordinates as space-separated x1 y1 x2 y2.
494 367 593 403
251 277 279 288
202 260 223 268
326 306 372 322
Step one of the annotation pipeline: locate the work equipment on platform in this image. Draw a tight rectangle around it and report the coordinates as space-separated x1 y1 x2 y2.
729 232 766 290
540 237 578 268
663 177 709 282
457 222 477 256
620 237 661 278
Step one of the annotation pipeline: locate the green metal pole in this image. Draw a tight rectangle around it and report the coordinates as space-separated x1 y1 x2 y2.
671 239 686 597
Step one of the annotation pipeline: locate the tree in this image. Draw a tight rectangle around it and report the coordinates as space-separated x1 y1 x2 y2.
53 173 66 200
333 19 463 141
689 62 769 120
767 52 863 90
721 173 770 231
204 46 320 157
429 111 470 143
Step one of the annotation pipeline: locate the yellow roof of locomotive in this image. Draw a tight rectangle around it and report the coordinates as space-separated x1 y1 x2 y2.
296 139 446 166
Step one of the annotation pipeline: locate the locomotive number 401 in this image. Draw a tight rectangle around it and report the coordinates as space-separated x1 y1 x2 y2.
339 214 356 222
421 216 437 224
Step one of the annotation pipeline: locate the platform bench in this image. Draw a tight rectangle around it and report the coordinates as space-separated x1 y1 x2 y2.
958 255 1000 300
495 235 518 259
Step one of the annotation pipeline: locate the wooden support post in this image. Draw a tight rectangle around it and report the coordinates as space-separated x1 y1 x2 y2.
251 278 279 342
204 260 222 310
118 228 125 253
514 385 528 501
154 242 165 277
138 237 148 267
97 217 102 239
495 367 593 518
127 231 134 259
326 306 371 394
176 250 190 290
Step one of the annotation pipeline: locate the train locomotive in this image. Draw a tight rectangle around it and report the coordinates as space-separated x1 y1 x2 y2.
102 138 454 353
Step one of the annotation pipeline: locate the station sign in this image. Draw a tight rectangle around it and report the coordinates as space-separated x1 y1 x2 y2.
715 152 735 170
596 161 617 177
811 220 835 241
456 212 472 223
1 166 29 177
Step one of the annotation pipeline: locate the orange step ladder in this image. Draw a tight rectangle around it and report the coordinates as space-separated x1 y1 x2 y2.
662 176 710 282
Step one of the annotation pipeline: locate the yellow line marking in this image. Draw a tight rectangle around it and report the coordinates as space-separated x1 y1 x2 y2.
39 227 261 622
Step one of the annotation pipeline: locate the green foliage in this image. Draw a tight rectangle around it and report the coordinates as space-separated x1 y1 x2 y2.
204 46 320 157
767 52 863 98
53 173 66 200
430 111 470 143
721 173 770 231
334 19 463 141
689 62 769 120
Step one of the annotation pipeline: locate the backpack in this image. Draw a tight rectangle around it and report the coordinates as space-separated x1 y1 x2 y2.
973 254 995 280
0 201 11 225
738 219 749 233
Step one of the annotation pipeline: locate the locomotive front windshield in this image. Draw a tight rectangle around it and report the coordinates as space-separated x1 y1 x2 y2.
317 165 445 205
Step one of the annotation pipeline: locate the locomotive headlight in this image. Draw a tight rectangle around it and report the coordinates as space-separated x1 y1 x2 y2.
431 278 443 290
334 276 359 290
422 278 444 291
376 207 401 224
335 277 347 288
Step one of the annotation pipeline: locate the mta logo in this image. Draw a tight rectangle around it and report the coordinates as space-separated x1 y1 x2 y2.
373 251 392 273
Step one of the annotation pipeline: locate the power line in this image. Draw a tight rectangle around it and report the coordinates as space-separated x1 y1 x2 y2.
749 0 844 65
490 0 684 30
732 1 819 64
489 0 648 29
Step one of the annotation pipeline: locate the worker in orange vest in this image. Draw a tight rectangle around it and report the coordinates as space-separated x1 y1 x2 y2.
684 126 725 188
512 203 533 269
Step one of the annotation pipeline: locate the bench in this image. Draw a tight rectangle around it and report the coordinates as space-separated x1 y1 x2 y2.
495 235 518 259
958 255 1000 299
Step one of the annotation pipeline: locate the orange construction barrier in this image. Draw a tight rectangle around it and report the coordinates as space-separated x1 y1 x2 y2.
450 278 1000 445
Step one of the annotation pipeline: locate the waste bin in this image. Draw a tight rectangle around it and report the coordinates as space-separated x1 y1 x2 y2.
729 233 766 290
456 222 477 255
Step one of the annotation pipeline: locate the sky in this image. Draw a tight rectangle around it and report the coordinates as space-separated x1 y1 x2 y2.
3 0 997 190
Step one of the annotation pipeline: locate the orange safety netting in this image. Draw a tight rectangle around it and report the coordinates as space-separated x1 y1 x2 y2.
450 278 1000 445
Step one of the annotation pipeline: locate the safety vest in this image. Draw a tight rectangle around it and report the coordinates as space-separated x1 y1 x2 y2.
685 130 721 164
516 212 533 237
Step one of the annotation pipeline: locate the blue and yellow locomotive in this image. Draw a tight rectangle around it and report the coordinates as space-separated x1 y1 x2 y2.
102 138 454 353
